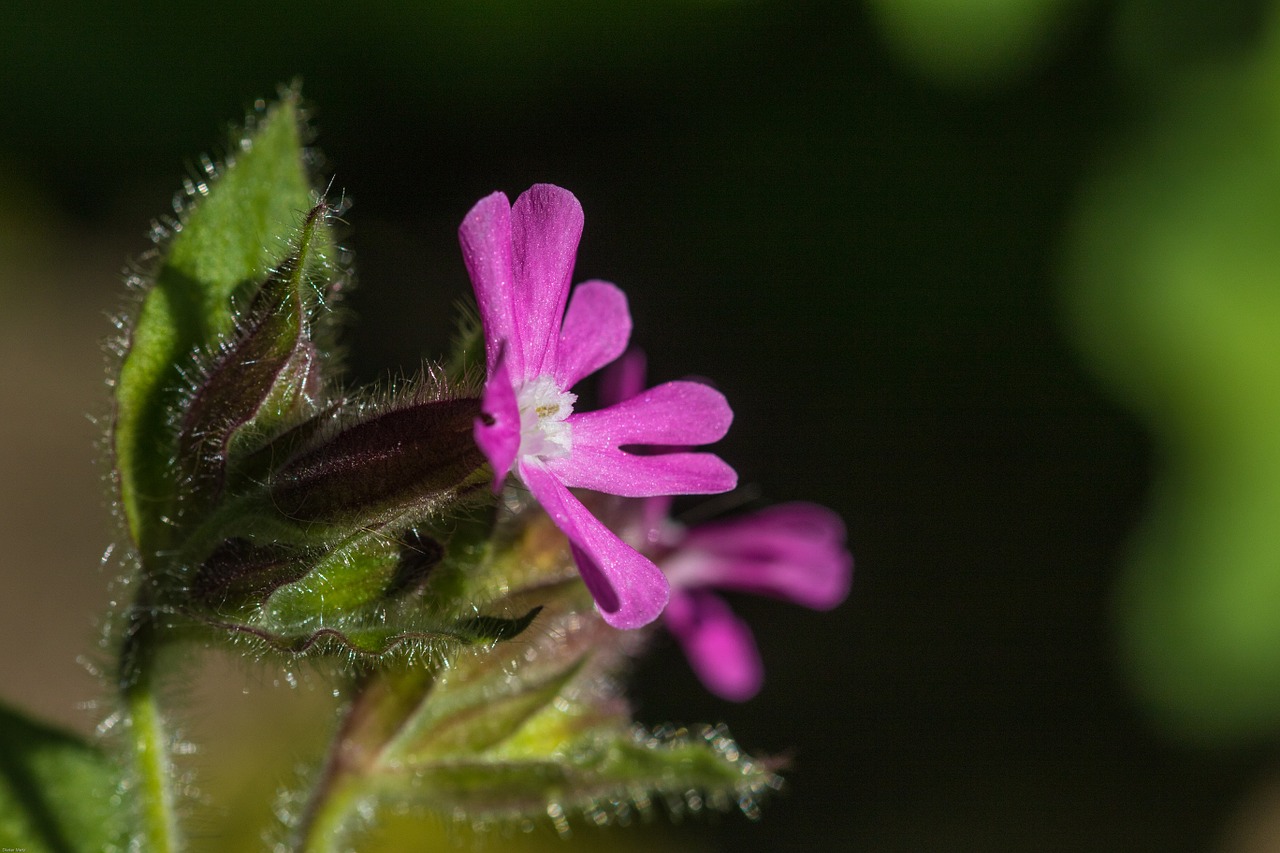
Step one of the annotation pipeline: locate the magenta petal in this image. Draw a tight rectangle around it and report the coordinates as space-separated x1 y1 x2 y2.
510 184 584 378
555 281 633 390
547 443 737 498
665 503 853 610
570 381 734 447
546 381 736 497
458 191 522 379
599 347 648 408
684 502 848 551
520 460 670 629
474 348 521 489
664 589 763 702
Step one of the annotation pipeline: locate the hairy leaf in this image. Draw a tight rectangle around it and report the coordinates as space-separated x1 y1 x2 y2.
378 723 781 831
319 561 778 841
113 93 322 556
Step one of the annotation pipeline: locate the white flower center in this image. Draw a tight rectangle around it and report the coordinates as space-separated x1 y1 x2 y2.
516 375 576 460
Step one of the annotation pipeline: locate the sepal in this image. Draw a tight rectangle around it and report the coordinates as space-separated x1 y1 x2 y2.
180 520 537 660
267 396 487 530
292 510 781 845
126 400 495 664
191 604 541 657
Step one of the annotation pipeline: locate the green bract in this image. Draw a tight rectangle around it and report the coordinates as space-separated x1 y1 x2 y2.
288 512 779 851
114 93 330 558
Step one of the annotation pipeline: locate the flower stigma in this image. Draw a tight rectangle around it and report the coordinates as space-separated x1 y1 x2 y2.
517 375 576 460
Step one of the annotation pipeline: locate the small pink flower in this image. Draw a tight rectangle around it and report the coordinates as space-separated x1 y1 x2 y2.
603 349 852 700
460 184 737 629
660 502 853 701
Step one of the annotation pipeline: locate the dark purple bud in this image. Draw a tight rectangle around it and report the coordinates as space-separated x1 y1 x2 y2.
268 397 487 527
226 399 345 492
189 538 315 607
178 203 328 494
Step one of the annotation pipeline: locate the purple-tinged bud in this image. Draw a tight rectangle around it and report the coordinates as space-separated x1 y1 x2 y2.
189 538 316 608
268 397 487 528
178 203 329 498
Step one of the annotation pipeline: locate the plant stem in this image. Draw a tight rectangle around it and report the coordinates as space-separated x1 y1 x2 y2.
295 771 361 853
120 609 179 853
294 666 437 853
295 708 362 853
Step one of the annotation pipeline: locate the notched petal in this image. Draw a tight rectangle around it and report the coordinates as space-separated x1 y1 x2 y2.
672 503 854 609
549 445 738 498
510 184 585 376
555 280 632 390
664 590 764 702
459 190 520 378
572 380 734 447
521 461 669 629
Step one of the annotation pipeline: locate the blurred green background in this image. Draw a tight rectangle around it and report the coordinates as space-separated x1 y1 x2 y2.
9 0 1280 850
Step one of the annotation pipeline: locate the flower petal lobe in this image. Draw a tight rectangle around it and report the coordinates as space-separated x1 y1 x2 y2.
556 281 632 390
510 184 584 377
520 459 669 629
664 590 764 702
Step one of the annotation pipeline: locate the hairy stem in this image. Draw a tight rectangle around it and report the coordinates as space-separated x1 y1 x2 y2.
295 666 437 853
295 699 363 853
120 610 180 853
295 773 361 853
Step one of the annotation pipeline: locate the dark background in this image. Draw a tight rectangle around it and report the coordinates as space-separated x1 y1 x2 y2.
2 2 1275 850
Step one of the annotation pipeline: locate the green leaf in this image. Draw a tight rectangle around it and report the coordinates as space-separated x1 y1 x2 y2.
378 723 782 832
322 586 776 841
0 703 129 853
113 92 322 556
290 506 780 848
191 605 540 658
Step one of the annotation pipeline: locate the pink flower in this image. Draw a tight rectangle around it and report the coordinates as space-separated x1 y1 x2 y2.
659 502 853 701
460 184 737 629
603 349 852 700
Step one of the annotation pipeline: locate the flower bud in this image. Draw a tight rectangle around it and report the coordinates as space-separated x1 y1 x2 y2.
177 203 329 503
268 397 487 529
189 537 314 608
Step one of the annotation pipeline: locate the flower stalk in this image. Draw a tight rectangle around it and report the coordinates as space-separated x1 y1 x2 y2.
294 667 438 853
119 608 180 853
